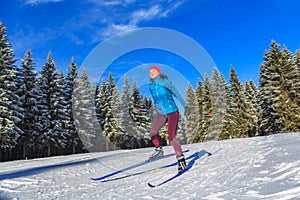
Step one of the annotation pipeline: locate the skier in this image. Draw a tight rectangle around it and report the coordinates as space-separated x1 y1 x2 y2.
148 65 190 173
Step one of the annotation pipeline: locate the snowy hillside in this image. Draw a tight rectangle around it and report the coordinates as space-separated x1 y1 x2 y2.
0 132 300 200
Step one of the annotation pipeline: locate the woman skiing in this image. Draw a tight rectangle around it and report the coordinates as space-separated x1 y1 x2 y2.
148 65 189 173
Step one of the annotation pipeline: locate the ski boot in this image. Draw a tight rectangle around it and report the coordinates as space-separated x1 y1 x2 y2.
177 154 187 173
147 146 164 161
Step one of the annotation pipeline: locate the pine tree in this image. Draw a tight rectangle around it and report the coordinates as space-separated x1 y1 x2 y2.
129 80 151 148
18 50 39 158
207 68 227 140
258 41 288 135
275 46 300 132
97 78 114 150
117 76 135 148
257 43 275 136
73 69 97 150
0 21 22 158
185 82 199 143
193 78 205 142
202 75 213 141
228 66 248 138
53 70 69 152
293 50 300 130
105 73 123 149
244 80 258 136
218 73 232 140
109 79 125 149
37 53 66 156
65 58 81 154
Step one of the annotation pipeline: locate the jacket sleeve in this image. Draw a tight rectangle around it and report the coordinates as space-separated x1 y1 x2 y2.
165 80 187 108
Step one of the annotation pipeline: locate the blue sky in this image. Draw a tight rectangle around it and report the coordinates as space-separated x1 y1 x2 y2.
1 0 300 90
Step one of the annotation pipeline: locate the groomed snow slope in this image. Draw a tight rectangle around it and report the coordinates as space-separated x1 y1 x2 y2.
0 132 300 200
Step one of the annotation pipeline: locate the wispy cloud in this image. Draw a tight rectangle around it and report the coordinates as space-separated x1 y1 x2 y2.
96 0 187 39
13 0 187 56
130 5 162 25
25 0 65 5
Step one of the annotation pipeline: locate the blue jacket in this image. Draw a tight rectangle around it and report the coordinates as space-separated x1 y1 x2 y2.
149 76 187 115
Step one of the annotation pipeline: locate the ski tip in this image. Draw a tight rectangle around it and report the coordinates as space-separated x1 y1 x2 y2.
147 182 156 188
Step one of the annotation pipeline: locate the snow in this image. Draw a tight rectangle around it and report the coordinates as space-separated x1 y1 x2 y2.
1 132 300 200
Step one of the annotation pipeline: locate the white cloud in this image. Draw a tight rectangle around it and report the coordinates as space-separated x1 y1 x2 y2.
18 0 187 47
99 0 186 39
101 24 137 38
86 0 136 7
25 0 65 5
130 5 162 25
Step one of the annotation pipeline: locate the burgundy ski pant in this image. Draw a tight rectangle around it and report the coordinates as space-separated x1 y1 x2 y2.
150 111 183 156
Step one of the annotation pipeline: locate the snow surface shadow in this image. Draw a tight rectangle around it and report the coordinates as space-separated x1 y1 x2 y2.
102 149 212 182
0 153 125 181
0 193 12 200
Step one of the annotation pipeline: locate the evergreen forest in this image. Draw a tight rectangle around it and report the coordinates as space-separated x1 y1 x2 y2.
1 21 299 162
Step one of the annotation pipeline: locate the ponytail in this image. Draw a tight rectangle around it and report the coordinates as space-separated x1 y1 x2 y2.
150 73 168 82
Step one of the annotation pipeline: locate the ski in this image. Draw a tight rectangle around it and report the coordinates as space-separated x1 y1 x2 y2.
91 149 189 181
147 150 212 188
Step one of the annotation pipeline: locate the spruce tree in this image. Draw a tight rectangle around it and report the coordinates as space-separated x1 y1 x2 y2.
53 70 69 151
129 80 151 148
244 81 258 137
73 69 97 150
37 53 67 156
0 21 22 157
228 66 248 138
293 50 300 130
185 82 199 143
18 50 39 158
65 58 81 153
195 75 212 142
97 78 114 150
275 47 300 132
258 41 289 135
207 68 227 140
194 78 205 142
257 42 276 136
109 77 123 149
218 73 232 140
117 77 135 148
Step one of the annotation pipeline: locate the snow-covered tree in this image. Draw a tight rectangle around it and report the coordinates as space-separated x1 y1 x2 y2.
129 80 151 148
293 50 300 130
97 78 115 149
116 77 136 148
18 50 39 158
185 82 199 143
73 69 97 150
65 58 81 153
218 73 232 140
275 46 300 133
37 53 66 156
258 41 287 135
244 81 258 137
207 68 227 140
52 70 69 151
0 21 22 157
228 66 248 138
197 75 212 142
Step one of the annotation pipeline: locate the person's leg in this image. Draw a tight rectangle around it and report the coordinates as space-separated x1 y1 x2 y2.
167 111 183 156
150 113 167 147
